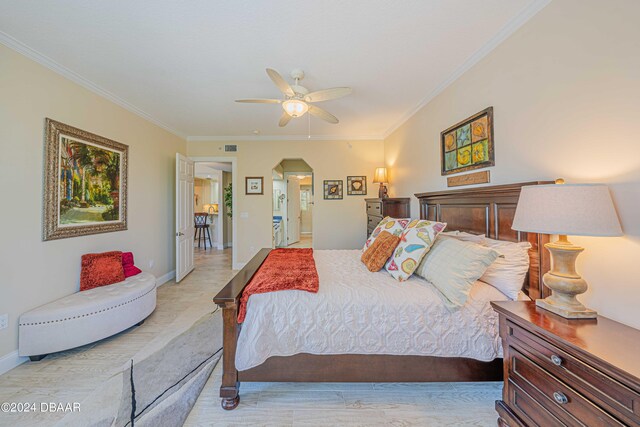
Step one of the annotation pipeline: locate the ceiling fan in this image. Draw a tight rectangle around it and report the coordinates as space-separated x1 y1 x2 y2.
236 68 352 127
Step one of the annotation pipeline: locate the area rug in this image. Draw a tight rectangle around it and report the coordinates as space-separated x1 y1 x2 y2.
57 308 223 427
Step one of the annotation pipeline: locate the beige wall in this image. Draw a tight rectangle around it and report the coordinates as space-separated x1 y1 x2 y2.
384 0 640 328
188 139 384 263
0 44 185 360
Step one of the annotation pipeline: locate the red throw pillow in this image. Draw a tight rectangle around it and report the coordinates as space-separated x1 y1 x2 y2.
80 251 125 291
122 252 142 278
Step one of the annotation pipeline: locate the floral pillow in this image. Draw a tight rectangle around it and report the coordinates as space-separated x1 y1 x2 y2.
363 216 410 251
385 219 447 281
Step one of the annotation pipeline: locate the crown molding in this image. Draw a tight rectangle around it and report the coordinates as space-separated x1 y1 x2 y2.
2 0 549 143
0 30 187 139
382 0 551 139
187 134 384 142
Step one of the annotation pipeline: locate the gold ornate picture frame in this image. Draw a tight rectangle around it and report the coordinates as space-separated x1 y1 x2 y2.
43 119 128 241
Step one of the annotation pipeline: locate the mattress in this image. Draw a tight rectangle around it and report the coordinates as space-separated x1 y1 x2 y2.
236 249 509 371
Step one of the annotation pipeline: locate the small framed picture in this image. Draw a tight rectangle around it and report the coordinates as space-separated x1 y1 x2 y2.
245 177 264 195
347 176 367 195
323 180 343 200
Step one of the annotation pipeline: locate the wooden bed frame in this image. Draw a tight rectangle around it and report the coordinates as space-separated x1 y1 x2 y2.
213 181 552 409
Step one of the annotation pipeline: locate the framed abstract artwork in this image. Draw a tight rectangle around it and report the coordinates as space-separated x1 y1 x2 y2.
245 177 264 195
43 118 128 241
323 180 343 200
347 176 367 195
441 107 494 175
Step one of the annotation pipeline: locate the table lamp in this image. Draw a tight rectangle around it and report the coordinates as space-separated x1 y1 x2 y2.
373 167 389 198
512 180 622 319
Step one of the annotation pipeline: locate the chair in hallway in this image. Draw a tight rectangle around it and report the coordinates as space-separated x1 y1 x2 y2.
194 213 213 249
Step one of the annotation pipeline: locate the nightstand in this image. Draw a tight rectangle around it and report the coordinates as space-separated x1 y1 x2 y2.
491 301 640 426
365 198 410 239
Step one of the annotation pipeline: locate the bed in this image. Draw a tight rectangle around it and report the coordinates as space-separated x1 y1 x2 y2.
213 181 551 409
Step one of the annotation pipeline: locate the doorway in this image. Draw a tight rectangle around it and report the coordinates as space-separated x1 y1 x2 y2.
176 155 237 283
193 162 232 252
272 159 313 249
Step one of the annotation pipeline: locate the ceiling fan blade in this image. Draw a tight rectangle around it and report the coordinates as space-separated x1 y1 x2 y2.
266 68 295 97
304 87 352 103
279 112 292 127
235 98 281 103
308 105 339 124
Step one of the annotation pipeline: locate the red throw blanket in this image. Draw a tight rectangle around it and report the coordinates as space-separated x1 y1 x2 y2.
238 248 319 323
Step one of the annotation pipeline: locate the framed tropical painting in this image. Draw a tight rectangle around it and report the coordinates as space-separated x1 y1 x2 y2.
43 119 128 240
440 107 494 175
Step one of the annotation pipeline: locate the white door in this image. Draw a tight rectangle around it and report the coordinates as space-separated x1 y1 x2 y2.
176 153 195 282
286 177 301 245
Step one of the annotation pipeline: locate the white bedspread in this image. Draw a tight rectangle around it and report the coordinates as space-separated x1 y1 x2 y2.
236 250 507 371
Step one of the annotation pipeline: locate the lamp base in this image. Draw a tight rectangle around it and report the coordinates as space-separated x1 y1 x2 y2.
536 236 597 320
535 298 597 319
378 184 388 199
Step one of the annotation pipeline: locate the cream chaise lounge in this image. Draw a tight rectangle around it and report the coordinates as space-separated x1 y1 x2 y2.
18 272 157 361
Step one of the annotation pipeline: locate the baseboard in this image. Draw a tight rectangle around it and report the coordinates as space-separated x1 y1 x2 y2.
0 350 28 375
156 270 176 287
224 243 233 248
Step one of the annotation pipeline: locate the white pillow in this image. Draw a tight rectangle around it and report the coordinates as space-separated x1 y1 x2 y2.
479 238 532 300
415 236 499 308
441 231 486 244
363 217 410 251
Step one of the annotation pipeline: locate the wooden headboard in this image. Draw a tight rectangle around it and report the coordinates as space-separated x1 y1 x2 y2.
415 181 552 300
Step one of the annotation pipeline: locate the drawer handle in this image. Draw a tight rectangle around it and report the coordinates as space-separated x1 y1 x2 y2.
553 391 568 405
375 206 380 209
550 354 563 366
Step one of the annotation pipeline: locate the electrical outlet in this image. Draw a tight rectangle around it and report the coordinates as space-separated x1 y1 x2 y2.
148 259 155 269
0 314 8 330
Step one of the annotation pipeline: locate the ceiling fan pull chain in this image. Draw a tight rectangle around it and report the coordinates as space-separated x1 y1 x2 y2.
308 112 311 139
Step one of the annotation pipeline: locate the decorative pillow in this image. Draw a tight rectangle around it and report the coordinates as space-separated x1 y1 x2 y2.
441 231 486 244
363 216 410 251
361 231 401 272
122 252 142 278
415 236 500 308
385 219 447 281
80 251 125 291
479 238 532 300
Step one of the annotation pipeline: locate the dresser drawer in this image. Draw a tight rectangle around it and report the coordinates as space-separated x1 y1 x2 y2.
507 320 640 424
506 381 563 427
367 215 382 229
509 346 624 426
366 201 383 216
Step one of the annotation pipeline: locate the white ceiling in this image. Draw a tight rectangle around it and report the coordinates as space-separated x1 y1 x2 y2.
0 0 548 139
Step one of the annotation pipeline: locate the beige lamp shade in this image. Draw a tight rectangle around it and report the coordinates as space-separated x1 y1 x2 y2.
373 167 388 183
512 184 622 237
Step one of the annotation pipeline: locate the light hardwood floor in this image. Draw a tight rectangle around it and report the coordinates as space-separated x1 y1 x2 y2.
287 234 312 248
0 247 502 426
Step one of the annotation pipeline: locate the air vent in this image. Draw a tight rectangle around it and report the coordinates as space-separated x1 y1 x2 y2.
224 144 238 152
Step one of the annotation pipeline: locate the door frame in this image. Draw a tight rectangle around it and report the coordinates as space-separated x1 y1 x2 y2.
189 156 238 269
283 171 313 247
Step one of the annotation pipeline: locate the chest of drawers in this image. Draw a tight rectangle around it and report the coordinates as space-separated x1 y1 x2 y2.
491 301 640 427
365 198 410 238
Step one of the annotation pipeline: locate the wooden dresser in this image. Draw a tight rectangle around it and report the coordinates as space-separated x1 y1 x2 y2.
492 301 640 427
365 197 410 238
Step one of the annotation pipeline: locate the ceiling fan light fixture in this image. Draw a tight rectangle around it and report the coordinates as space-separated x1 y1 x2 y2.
283 99 308 117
